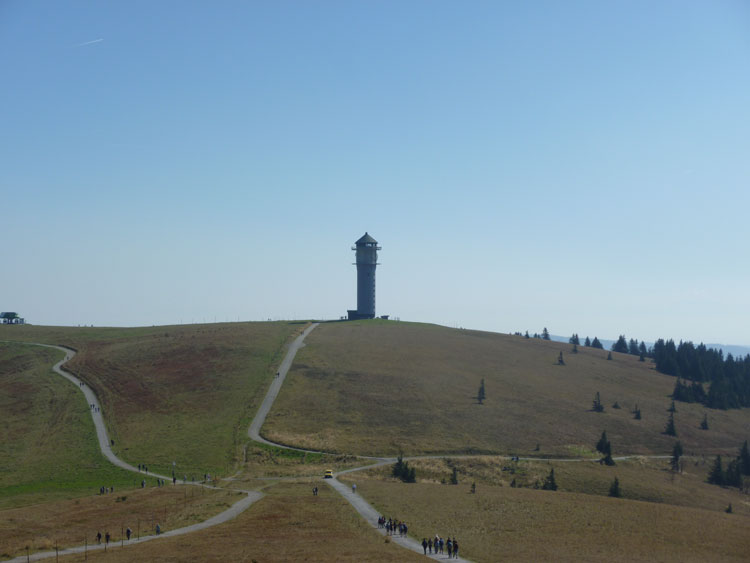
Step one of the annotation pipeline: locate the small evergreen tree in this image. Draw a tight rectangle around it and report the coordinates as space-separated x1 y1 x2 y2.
668 400 676 413
612 401 620 409
628 339 640 356
700 413 709 430
633 404 641 420
471 482 476 494
670 441 683 472
725 458 742 489
739 440 750 476
639 351 645 362
639 341 648 357
542 468 557 490
608 477 621 497
584 336 592 347
596 431 609 454
592 392 604 412
542 327 551 340
707 455 724 486
591 337 603 349
726 503 733 514
557 351 565 365
569 333 580 345
450 466 458 485
524 331 530 339
664 412 677 436
607 351 613 360
477 378 486 404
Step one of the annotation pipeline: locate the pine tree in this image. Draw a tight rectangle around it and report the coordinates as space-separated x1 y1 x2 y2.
450 466 459 485
739 440 750 476
477 378 486 404
633 407 641 420
542 468 557 490
584 336 592 347
591 337 603 349
592 392 604 412
607 351 613 360
628 339 640 356
668 401 676 413
670 441 683 472
524 331 530 339
700 413 709 430
725 458 742 489
596 431 609 454
542 327 551 340
608 477 621 497
612 335 629 354
557 351 565 365
639 351 645 362
707 455 724 486
664 412 677 436
569 333 580 345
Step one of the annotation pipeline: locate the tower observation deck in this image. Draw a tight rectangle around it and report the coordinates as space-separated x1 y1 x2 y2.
347 232 380 320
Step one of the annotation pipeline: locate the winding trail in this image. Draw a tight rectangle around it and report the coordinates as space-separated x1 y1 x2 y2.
5 328 672 562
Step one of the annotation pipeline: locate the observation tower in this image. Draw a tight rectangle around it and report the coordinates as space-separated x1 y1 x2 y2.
347 232 380 320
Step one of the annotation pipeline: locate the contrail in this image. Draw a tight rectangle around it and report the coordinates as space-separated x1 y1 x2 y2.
77 38 104 47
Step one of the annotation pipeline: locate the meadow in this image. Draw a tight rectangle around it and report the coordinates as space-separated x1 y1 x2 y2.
1 322 302 478
265 320 749 457
0 343 136 509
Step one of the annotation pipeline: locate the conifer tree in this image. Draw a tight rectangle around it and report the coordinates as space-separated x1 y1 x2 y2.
668 400 676 413
569 334 580 345
450 466 458 485
707 455 724 486
592 392 604 412
607 351 613 360
477 378 486 404
557 351 565 365
700 413 709 430
639 351 645 362
596 431 609 454
584 336 592 347
633 407 641 420
670 441 683 472
725 458 742 489
740 440 750 476
608 477 621 497
542 327 551 340
612 335 629 354
524 331 530 339
542 468 557 490
591 337 603 349
664 412 677 436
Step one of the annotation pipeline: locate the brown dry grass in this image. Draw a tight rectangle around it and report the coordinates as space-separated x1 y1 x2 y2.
0 485 239 559
57 481 424 562
341 474 750 562
266 320 750 456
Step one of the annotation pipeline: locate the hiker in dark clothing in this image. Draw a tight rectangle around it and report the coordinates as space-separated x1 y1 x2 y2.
96 532 101 544
447 538 453 557
126 527 132 540
453 538 459 558
105 532 110 544
428 538 433 553
422 538 428 554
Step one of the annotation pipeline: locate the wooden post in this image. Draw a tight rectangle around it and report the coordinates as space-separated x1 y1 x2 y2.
85 537 87 560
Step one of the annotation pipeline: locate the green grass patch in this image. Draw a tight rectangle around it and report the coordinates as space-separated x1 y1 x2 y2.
0 343 138 508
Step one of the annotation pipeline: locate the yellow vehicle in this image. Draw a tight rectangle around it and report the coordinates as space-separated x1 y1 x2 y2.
324 469 334 479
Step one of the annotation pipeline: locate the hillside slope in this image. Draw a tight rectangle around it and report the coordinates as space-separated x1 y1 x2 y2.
265 320 750 456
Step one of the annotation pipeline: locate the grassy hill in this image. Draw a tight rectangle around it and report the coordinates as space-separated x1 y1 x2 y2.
0 343 136 509
1 321 303 478
265 320 750 457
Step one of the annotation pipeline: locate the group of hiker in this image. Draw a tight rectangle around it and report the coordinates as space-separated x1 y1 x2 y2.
95 524 159 545
377 516 408 537
422 536 460 558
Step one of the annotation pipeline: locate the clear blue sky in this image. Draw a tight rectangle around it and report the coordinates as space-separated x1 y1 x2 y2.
2 1 749 345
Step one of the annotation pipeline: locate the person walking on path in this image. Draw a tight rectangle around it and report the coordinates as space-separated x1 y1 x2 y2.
96 532 101 544
126 527 132 541
422 538 428 554
156 523 161 535
453 538 459 558
352 483 357 494
105 532 110 545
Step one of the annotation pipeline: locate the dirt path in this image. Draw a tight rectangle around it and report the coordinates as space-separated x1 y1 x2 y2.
3 342 264 563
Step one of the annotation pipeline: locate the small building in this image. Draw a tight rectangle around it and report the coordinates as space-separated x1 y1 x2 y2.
1 312 25 324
